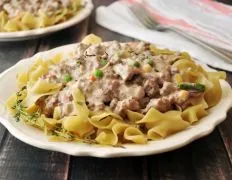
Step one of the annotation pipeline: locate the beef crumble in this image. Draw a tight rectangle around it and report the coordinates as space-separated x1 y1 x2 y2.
38 41 202 117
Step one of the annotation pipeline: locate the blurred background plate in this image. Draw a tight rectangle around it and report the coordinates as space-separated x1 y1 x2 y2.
0 0 93 42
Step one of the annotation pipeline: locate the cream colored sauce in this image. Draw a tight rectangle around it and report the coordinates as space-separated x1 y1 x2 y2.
39 41 202 117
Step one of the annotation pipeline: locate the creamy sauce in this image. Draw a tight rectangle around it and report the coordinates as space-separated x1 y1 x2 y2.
39 41 202 117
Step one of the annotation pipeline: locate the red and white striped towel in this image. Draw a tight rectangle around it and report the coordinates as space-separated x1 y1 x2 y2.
96 0 232 71
124 0 232 52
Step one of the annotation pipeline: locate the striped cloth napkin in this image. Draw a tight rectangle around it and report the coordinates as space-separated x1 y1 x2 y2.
96 0 232 71
143 0 232 52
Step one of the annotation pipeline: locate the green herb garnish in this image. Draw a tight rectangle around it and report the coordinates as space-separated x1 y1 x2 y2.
147 59 153 66
63 74 73 82
76 101 84 105
178 83 205 92
12 87 41 125
94 69 104 78
100 59 107 66
133 61 140 68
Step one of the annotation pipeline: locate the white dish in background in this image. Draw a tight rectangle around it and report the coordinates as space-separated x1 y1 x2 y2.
0 0 93 42
0 43 231 158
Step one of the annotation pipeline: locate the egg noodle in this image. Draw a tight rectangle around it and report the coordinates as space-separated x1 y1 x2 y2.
5 34 226 146
0 0 83 32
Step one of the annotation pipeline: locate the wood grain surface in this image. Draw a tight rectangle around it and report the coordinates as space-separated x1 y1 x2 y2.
0 1 231 180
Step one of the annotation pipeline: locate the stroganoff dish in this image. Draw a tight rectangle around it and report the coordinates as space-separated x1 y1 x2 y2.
6 34 226 146
0 0 83 32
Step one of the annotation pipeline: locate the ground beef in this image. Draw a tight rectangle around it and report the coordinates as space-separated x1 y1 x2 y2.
144 97 172 113
160 81 177 96
143 75 160 98
114 98 140 116
38 41 204 118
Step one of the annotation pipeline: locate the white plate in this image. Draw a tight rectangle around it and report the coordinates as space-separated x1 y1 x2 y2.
0 0 93 42
0 44 231 157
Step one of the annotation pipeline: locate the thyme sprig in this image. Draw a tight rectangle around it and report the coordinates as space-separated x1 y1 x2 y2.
12 87 125 148
12 86 41 125
50 127 125 148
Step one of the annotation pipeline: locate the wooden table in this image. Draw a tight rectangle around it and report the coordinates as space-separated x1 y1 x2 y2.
0 1 232 179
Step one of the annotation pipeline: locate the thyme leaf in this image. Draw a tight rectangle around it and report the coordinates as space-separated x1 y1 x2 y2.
13 87 41 124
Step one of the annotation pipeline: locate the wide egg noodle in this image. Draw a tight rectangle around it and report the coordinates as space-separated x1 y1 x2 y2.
126 110 144 123
204 74 223 107
17 54 62 88
182 104 208 124
0 11 8 31
47 54 63 65
172 58 224 109
90 116 118 130
173 59 196 71
53 106 62 120
54 8 68 24
62 115 93 137
95 122 147 145
137 108 190 140
24 79 61 107
190 97 209 109
89 112 123 129
123 127 147 144
17 71 29 88
62 88 93 137
81 34 103 45
72 88 90 116
36 12 53 28
95 129 118 146
5 89 27 115
149 44 175 55
91 111 146 145
21 12 37 29
207 71 226 80
42 115 57 129
29 64 48 82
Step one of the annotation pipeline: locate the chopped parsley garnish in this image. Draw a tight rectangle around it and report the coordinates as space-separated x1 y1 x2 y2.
147 59 153 66
63 74 73 82
94 69 104 78
100 59 107 66
178 83 205 92
133 61 140 68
